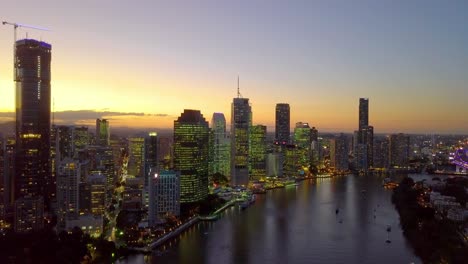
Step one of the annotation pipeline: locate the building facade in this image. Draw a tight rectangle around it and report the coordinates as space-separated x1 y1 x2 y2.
275 103 290 144
148 170 180 225
249 125 267 181
231 98 251 186
174 110 209 203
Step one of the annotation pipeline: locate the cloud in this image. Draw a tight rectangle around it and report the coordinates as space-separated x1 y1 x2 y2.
0 110 173 126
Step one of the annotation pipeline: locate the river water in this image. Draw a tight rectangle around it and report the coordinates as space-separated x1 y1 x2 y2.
120 173 422 264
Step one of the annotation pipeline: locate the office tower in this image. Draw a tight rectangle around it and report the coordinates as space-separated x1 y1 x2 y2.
209 113 231 178
310 127 320 167
389 133 410 168
144 132 158 185
231 96 251 186
373 136 389 169
122 177 144 210
79 182 91 215
51 126 75 187
355 143 368 171
294 122 312 168
174 110 209 203
275 103 290 144
359 98 369 130
85 145 115 194
73 126 89 154
283 145 301 177
128 137 145 177
158 136 173 170
14 196 44 233
148 170 180 225
2 137 15 206
330 134 349 171
14 39 52 229
266 153 283 177
87 173 106 215
249 125 267 181
311 127 318 142
56 158 80 230
354 98 373 171
96 119 110 146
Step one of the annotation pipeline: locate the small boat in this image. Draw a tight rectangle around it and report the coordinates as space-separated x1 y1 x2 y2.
386 225 391 232
240 201 249 210
335 208 339 215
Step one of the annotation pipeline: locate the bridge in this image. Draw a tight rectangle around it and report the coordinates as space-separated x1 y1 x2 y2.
452 148 468 173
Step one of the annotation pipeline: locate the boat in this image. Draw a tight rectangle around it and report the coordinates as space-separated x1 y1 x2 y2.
240 201 249 210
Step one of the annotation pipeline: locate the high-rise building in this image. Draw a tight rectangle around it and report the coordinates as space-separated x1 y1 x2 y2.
359 98 369 130
73 126 90 154
373 136 389 169
389 133 410 168
275 103 290 144
128 137 145 177
148 170 180 225
1 136 15 206
144 132 158 185
96 119 110 146
56 158 80 230
14 39 52 229
310 127 320 167
354 98 373 171
209 113 230 178
294 122 312 168
87 173 106 215
231 97 251 186
249 125 267 181
330 134 349 171
174 110 209 203
283 145 301 177
266 153 283 177
158 136 173 170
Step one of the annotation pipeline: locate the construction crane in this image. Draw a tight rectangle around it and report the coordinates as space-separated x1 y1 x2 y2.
2 21 50 79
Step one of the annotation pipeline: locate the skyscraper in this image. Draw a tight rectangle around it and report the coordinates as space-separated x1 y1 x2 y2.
389 133 410 168
144 132 158 185
14 39 52 218
275 103 290 144
294 122 312 168
127 137 145 177
209 113 230 178
96 119 110 146
148 170 180 225
249 125 267 181
56 158 80 230
354 98 373 171
174 110 209 203
231 97 251 186
330 134 349 171
359 98 369 130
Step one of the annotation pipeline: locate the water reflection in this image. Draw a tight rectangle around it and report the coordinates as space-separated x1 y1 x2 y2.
121 174 420 264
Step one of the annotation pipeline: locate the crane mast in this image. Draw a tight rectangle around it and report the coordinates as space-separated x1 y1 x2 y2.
2 21 50 79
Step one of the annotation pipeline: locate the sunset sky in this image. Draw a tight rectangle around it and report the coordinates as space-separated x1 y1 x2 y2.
1 0 467 134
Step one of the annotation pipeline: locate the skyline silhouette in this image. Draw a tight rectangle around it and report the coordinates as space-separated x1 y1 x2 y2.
1 1 467 134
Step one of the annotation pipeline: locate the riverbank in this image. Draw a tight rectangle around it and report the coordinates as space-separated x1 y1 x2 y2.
392 177 467 263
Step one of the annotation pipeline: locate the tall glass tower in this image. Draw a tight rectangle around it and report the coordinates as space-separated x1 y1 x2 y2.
210 113 230 178
231 98 251 186
249 125 267 181
358 98 369 130
275 103 290 144
174 110 209 203
96 119 110 146
14 39 52 206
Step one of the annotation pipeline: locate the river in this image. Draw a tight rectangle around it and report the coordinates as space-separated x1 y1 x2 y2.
119 173 423 264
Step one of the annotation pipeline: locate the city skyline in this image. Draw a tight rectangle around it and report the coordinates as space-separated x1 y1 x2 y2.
1 1 468 134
